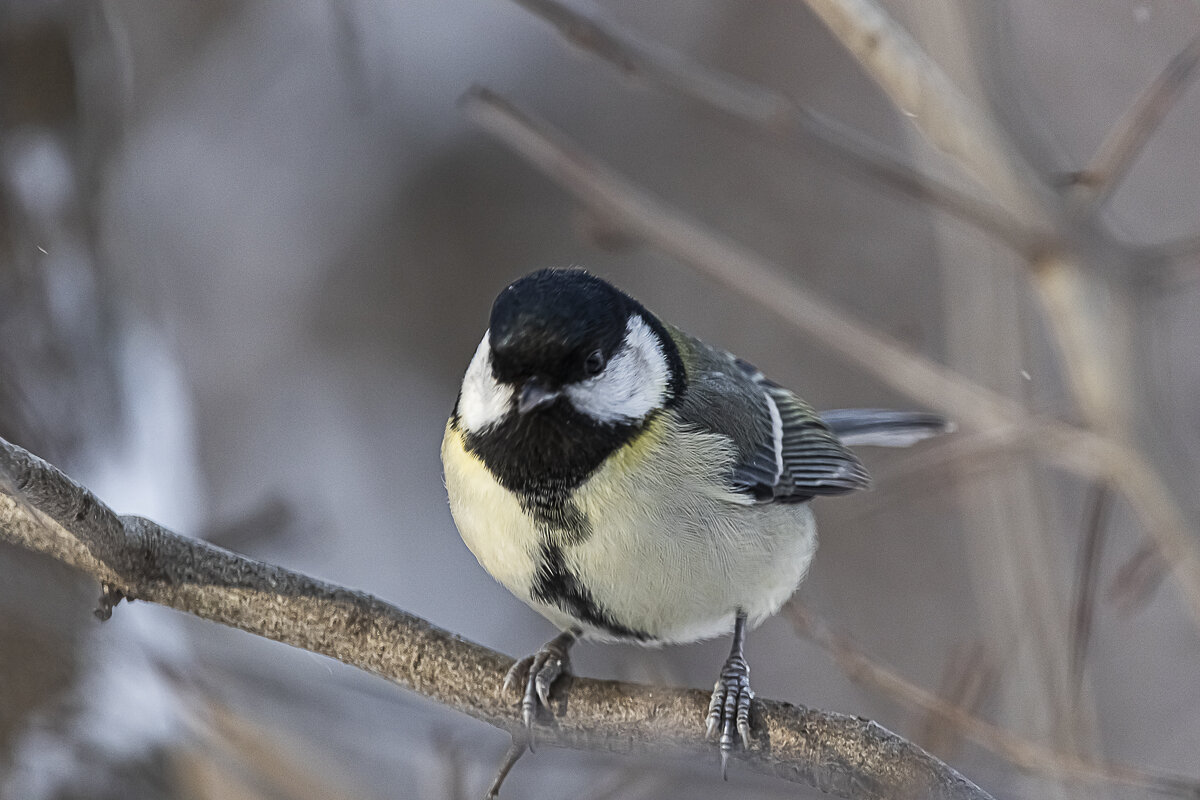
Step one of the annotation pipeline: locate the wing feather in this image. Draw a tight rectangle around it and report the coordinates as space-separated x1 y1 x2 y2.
667 331 876 504
748 382 870 501
686 348 869 503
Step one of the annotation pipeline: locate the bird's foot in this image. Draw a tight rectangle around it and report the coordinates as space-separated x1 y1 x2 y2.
503 628 578 747
705 651 754 778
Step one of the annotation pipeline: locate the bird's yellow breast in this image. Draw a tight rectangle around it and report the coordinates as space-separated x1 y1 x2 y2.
441 420 544 602
442 414 816 643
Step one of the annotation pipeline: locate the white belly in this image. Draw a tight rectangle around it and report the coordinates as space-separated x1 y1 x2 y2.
441 417 816 643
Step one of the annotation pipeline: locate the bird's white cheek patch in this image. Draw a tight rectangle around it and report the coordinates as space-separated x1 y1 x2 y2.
566 314 669 423
457 333 513 432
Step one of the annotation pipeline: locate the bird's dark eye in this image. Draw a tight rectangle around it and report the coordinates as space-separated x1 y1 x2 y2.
584 350 606 376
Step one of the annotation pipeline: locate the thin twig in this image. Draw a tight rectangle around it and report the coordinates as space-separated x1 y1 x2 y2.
1111 540 1168 615
486 736 529 799
1069 483 1113 701
0 436 992 800
509 0 1045 256
1028 252 1126 428
188 699 368 800
1074 33 1200 212
1050 431 1200 628
798 0 1045 218
917 644 997 758
791 0 1200 632
785 602 1200 798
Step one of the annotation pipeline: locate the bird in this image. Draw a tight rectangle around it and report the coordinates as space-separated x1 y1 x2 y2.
441 267 949 772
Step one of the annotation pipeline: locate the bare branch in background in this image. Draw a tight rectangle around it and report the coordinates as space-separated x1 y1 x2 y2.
1110 540 1168 615
785 602 1200 798
1073 34 1200 212
788 4 1183 560
180 697 367 800
780 3 1199 630
0 436 993 800
509 0 1045 256
797 0 1046 218
917 643 997 757
1069 483 1113 701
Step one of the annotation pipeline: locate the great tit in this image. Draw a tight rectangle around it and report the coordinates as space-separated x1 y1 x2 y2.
441 268 948 769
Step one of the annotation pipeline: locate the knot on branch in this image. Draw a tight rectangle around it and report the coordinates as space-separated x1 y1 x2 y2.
95 583 127 621
117 514 176 586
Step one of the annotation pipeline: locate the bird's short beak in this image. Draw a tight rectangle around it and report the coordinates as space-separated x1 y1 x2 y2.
518 378 561 415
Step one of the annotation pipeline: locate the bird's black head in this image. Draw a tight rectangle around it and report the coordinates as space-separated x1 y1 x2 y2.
488 269 637 394
454 268 686 498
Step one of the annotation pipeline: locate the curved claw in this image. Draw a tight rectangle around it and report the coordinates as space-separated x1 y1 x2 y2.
706 651 755 778
705 679 724 740
534 654 566 708
521 664 539 735
736 687 754 749
503 655 535 695
506 629 578 750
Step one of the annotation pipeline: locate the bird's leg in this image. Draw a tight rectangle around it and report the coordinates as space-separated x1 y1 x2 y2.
705 609 754 777
503 627 580 745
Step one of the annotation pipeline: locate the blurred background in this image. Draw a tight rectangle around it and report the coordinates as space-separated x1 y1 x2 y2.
1 1 1198 798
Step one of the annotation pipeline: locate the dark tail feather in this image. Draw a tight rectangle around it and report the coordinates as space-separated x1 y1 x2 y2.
819 409 953 447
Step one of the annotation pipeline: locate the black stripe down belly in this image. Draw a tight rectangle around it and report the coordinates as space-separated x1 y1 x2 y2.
457 407 654 641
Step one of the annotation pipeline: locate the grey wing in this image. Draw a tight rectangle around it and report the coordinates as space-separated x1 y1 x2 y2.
675 347 869 504
745 372 871 502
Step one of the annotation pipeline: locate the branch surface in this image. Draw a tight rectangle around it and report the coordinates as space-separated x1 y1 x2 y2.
0 436 992 800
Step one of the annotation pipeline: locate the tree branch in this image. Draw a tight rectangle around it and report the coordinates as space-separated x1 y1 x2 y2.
798 0 1046 219
508 0 1045 257
1068 483 1112 702
787 603 1200 798
1073 33 1200 212
0 435 992 800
